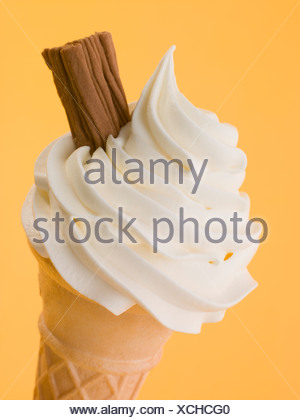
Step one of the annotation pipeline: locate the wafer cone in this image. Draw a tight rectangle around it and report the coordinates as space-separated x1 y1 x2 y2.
31 248 172 400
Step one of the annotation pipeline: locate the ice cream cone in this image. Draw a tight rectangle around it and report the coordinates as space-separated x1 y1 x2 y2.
31 246 172 400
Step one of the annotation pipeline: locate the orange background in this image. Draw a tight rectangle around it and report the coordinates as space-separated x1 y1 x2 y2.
1 0 299 400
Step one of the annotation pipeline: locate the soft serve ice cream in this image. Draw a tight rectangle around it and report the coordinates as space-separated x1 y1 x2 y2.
22 46 259 333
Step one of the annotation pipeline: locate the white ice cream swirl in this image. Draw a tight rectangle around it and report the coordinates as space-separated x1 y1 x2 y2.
22 46 259 333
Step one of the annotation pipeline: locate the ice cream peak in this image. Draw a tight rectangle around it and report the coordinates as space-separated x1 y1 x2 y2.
22 46 259 333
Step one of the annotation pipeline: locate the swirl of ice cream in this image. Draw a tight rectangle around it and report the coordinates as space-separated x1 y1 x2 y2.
22 46 259 333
